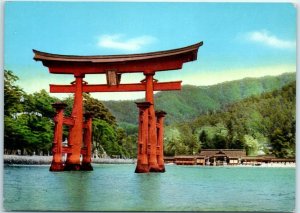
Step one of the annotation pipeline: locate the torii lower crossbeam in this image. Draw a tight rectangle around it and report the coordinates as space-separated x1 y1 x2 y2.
49 81 181 93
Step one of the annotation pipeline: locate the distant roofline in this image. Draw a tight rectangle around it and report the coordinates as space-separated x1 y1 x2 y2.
200 149 245 151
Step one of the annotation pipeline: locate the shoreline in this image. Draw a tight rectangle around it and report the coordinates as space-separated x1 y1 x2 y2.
3 155 295 168
165 162 296 168
3 155 136 165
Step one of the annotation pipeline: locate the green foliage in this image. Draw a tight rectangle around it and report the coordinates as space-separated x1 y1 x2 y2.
244 135 259 156
4 114 53 155
164 124 200 156
4 70 136 158
213 134 227 149
4 70 25 116
92 119 118 155
92 119 135 158
118 122 138 135
103 100 138 124
83 95 137 158
83 94 117 126
24 89 59 118
118 131 138 158
199 130 210 148
270 125 295 158
177 124 200 155
164 137 188 156
4 70 54 154
166 81 296 158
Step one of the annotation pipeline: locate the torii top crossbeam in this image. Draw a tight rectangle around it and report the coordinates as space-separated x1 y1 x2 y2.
33 42 203 75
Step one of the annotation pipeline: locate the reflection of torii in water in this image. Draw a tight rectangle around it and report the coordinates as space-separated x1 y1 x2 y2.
33 41 203 172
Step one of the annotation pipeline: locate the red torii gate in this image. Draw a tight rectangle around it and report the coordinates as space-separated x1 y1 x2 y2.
33 41 203 172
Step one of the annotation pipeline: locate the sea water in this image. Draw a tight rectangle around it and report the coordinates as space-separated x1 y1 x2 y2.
3 164 295 212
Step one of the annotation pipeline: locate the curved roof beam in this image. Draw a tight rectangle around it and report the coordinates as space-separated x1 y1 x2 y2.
33 41 203 74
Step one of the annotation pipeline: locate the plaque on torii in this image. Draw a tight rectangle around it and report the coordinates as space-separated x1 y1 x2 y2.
33 41 203 172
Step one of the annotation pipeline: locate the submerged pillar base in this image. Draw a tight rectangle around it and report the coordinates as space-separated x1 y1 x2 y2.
135 164 149 173
157 165 166 173
149 167 162 172
64 163 81 171
148 163 161 173
49 162 65 172
81 162 93 171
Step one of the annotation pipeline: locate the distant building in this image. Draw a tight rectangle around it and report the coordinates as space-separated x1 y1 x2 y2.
164 149 295 166
242 156 295 165
166 149 246 165
174 156 197 165
198 149 246 166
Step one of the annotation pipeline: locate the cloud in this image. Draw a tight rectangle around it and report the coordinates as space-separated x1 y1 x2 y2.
246 30 295 49
97 34 156 51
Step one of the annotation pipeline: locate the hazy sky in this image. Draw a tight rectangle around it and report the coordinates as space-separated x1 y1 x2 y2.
4 2 296 100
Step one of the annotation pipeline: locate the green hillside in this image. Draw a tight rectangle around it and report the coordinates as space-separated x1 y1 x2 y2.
103 72 296 125
164 80 296 158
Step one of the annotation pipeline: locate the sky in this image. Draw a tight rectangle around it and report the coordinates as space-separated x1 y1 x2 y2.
4 2 297 100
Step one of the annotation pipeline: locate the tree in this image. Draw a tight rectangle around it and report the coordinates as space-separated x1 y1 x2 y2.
4 70 25 116
121 133 138 158
4 113 53 155
4 70 55 154
25 89 59 118
164 137 188 156
92 118 129 157
199 130 210 149
4 115 30 154
229 135 245 149
270 127 295 158
177 123 200 154
83 94 117 126
92 119 117 156
244 135 259 156
213 134 227 149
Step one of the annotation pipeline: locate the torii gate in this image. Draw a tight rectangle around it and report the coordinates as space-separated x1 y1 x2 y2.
33 41 203 173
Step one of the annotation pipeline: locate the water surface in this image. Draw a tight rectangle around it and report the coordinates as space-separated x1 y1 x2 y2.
3 164 295 211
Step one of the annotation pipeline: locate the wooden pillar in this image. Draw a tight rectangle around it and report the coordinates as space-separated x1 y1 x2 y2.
50 103 67 171
135 102 151 173
144 73 160 172
65 74 84 171
155 111 167 172
81 113 93 171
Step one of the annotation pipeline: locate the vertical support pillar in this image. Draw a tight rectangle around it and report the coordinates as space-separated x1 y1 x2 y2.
81 113 93 171
144 73 160 172
135 102 151 173
155 111 167 172
50 103 67 171
65 74 85 171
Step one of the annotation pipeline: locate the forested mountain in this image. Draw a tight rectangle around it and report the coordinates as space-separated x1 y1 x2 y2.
163 81 296 158
103 72 296 125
